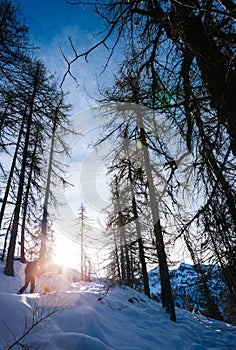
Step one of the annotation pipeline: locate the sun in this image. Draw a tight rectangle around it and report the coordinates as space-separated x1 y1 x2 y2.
53 232 80 269
52 229 105 278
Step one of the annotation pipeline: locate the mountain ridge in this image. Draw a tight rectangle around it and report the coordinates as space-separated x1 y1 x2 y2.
148 262 227 321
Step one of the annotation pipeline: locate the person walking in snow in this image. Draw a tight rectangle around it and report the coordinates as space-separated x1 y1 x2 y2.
18 260 38 294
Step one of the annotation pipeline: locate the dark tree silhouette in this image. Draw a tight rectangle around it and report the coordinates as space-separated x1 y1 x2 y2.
64 0 236 309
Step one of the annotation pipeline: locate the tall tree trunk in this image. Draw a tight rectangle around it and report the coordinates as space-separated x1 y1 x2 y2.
1 210 14 261
0 116 25 230
114 230 121 280
138 115 176 322
4 62 40 276
124 238 131 286
128 159 150 297
79 204 85 280
114 175 127 282
20 129 40 263
4 111 33 276
39 112 57 272
118 210 127 282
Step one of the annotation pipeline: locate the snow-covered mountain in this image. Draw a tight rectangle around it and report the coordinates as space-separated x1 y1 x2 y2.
149 263 226 320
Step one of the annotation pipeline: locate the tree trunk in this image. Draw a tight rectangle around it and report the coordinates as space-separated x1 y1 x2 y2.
1 210 14 261
113 229 121 280
39 112 57 272
128 159 150 297
0 116 25 230
4 63 40 276
139 117 176 321
118 210 127 282
4 111 33 276
20 129 40 263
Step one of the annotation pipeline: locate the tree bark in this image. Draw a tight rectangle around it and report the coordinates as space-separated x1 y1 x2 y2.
4 110 33 275
128 160 150 297
138 117 176 321
4 63 40 276
39 111 57 273
20 129 40 263
0 116 25 230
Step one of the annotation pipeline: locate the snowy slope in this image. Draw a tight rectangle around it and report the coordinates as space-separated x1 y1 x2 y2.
0 260 236 350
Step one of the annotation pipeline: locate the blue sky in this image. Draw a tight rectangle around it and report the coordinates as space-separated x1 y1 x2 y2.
12 0 113 109
14 0 102 44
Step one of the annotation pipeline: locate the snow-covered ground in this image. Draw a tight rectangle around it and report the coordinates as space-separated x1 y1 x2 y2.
0 261 236 350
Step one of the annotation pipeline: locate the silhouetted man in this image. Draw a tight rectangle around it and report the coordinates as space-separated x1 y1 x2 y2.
18 260 38 294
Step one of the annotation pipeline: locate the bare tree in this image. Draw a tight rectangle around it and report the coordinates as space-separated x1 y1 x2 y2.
63 0 236 310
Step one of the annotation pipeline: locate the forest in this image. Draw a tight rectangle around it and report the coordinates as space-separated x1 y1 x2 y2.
0 0 235 324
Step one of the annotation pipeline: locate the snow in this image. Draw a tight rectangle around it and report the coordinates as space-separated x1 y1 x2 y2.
149 263 226 314
0 261 236 349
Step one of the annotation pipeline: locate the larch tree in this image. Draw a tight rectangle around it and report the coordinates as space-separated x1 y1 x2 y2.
95 83 177 320
65 0 235 310
3 57 71 276
4 60 46 276
106 134 151 296
0 0 73 276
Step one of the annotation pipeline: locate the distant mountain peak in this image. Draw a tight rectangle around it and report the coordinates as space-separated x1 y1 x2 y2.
149 262 226 322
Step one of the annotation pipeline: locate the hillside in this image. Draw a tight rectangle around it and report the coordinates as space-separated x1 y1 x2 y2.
0 260 236 349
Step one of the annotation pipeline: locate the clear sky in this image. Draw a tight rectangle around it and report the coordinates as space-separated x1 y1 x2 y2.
13 0 112 109
14 0 103 47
